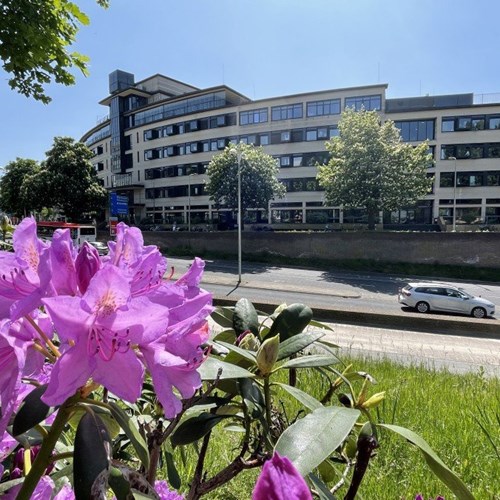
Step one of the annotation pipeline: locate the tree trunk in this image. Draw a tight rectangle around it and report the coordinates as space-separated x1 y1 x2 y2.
367 210 377 230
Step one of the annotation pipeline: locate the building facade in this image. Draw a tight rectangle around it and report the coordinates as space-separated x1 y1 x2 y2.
81 70 500 229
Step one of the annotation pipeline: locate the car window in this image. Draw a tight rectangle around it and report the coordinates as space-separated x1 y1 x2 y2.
446 288 461 298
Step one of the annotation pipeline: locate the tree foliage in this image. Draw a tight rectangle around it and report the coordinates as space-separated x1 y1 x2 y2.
23 137 107 221
0 0 108 103
317 108 433 229
206 143 286 214
0 158 40 216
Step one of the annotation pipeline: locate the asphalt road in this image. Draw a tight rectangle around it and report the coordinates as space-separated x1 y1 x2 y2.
168 256 500 318
168 257 500 375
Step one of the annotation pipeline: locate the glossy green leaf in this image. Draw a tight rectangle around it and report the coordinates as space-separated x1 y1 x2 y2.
108 467 132 500
275 406 360 476
233 298 259 336
277 330 324 361
379 424 474 500
198 356 255 380
216 341 257 363
239 378 265 418
268 303 313 341
74 411 112 500
212 329 237 344
171 413 226 446
280 355 340 369
109 402 150 470
165 450 181 490
211 307 234 328
308 472 337 499
69 405 120 439
12 385 53 436
275 383 323 411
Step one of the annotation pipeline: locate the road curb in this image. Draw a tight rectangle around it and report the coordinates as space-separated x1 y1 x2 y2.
212 297 500 340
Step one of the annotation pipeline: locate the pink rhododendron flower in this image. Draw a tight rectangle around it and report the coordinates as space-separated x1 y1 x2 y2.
0 217 53 320
75 241 102 294
252 452 312 500
154 480 184 499
41 265 170 406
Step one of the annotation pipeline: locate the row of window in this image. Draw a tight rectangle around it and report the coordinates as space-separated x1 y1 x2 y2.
239 95 381 125
276 152 329 168
394 119 435 142
142 126 340 160
441 114 500 132
441 143 500 160
280 178 323 192
146 184 206 199
145 164 208 180
143 113 237 140
439 171 500 187
438 198 500 205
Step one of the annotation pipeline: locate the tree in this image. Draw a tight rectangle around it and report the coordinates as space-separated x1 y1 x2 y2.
0 158 40 217
317 108 433 229
206 143 286 225
0 0 108 103
24 137 107 221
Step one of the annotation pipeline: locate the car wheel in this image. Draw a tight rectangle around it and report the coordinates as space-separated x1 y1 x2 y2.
471 307 486 319
416 301 430 313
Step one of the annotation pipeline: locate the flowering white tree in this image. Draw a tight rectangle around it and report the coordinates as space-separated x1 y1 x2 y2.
317 108 433 229
206 143 286 226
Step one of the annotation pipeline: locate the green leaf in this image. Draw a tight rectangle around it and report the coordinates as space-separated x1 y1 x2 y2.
233 298 259 336
212 329 237 344
275 406 360 476
275 383 323 411
12 385 53 436
280 355 340 369
74 411 112 500
277 331 324 361
379 424 475 500
165 450 181 490
69 405 120 439
171 413 226 446
216 341 257 363
109 402 150 470
239 378 265 418
198 356 256 380
211 307 234 328
308 472 337 499
268 303 313 341
108 467 132 500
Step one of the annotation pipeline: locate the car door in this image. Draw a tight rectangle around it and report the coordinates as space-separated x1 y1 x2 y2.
441 288 468 313
427 287 452 311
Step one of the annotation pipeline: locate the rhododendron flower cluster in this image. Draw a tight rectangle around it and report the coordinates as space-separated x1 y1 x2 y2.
0 217 212 444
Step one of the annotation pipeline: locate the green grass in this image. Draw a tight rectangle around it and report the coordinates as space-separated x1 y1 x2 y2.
167 246 500 283
170 357 500 499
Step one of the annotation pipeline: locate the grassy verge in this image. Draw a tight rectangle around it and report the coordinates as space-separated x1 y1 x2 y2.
170 356 499 499
166 246 500 282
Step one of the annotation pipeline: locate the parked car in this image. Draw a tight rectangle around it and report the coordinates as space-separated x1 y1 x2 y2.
398 282 495 318
89 241 109 256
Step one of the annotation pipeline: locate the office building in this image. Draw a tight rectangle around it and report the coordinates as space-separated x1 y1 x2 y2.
81 70 500 229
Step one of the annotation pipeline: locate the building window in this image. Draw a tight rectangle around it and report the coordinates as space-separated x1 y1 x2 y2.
488 116 500 129
394 119 435 142
259 133 269 145
487 172 500 186
280 156 291 167
329 126 339 138
345 94 381 111
281 131 291 142
457 172 483 187
271 104 303 121
439 172 454 188
240 108 268 125
306 130 317 141
293 156 302 167
306 99 341 117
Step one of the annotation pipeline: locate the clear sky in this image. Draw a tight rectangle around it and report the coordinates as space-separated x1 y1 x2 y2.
2 0 500 167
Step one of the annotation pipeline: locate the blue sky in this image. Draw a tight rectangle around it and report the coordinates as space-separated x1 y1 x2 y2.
2 0 500 167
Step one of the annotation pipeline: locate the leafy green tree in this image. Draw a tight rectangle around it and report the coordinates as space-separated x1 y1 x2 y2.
0 0 108 103
206 143 286 225
0 158 41 217
24 137 107 221
317 108 433 229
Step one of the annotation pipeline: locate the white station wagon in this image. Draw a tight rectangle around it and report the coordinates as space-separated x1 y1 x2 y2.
398 282 495 318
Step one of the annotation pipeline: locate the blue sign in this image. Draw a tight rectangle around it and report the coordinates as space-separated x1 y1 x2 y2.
110 193 129 215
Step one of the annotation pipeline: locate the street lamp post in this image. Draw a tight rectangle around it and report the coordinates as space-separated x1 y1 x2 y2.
231 143 244 283
187 172 198 232
449 156 457 231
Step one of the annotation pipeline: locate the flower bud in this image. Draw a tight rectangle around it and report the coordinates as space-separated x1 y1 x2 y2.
256 335 280 376
75 242 101 294
239 332 260 351
361 391 386 409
